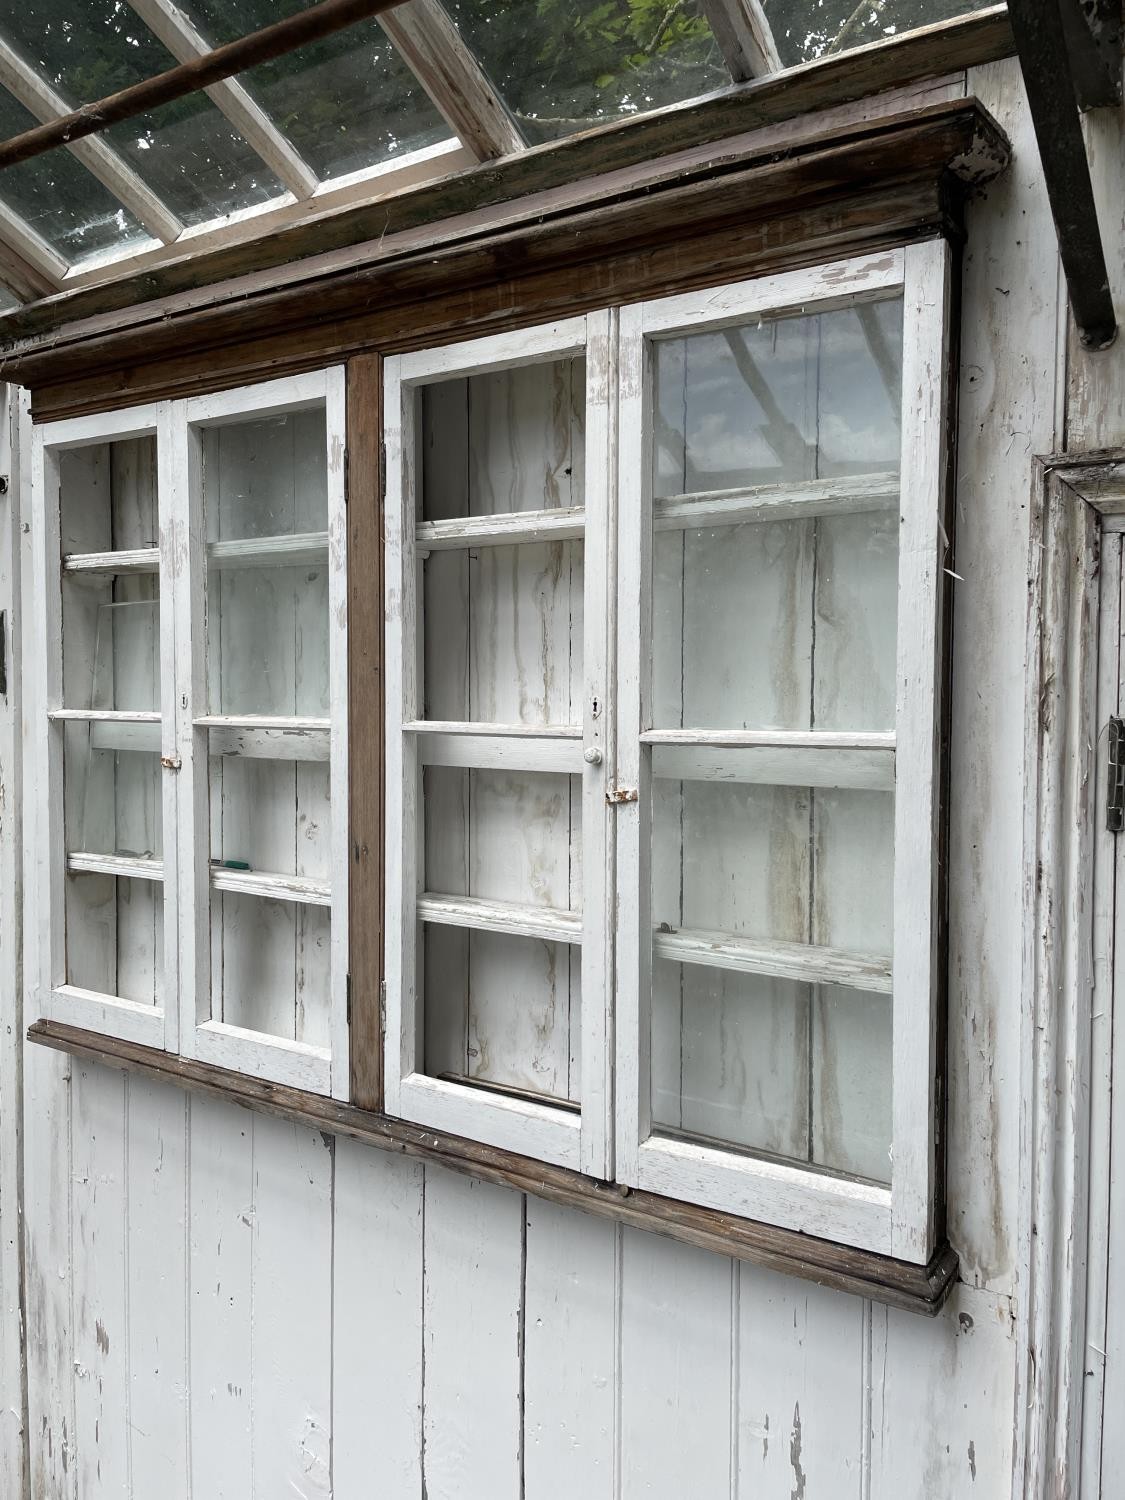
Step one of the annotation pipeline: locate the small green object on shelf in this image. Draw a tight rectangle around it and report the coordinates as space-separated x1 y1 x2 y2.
221 859 251 871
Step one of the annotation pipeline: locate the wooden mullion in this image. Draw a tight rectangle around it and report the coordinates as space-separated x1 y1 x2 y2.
346 352 385 1110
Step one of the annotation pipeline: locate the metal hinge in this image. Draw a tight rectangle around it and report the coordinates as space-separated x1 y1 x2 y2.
343 445 349 505
1109 717 1125 832
0 610 6 698
379 441 387 496
606 785 639 805
346 972 352 1026
379 979 387 1030
160 754 181 771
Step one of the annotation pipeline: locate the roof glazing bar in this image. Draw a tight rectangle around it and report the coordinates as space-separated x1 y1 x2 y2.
379 0 525 160
124 0 321 201
0 31 183 245
0 202 66 300
697 0 781 79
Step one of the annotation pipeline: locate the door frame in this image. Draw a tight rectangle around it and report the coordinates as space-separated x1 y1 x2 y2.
1015 451 1125 1500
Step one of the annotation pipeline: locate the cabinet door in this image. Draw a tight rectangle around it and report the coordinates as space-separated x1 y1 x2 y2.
615 246 950 1258
385 317 613 1174
33 405 178 1048
174 371 348 1096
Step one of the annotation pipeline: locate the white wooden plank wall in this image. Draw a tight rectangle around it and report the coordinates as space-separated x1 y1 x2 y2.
14 61 1121 1500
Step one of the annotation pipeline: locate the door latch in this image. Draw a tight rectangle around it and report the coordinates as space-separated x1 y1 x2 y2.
1109 717 1125 832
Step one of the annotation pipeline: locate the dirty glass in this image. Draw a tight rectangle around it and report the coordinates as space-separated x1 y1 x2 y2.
1 1 286 225
176 0 451 179
444 0 730 143
0 90 152 264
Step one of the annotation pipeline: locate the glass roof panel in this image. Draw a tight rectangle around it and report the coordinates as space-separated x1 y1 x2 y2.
0 3 287 226
0 89 153 264
173 0 452 181
763 0 984 65
443 0 730 145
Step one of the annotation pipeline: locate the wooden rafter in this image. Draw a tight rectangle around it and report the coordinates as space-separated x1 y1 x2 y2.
124 0 320 201
378 0 525 160
0 30 183 245
698 0 781 80
1007 0 1117 348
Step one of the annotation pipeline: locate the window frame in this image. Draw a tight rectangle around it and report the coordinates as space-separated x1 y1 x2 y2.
615 244 950 1260
31 401 179 1050
30 370 350 1097
382 315 614 1175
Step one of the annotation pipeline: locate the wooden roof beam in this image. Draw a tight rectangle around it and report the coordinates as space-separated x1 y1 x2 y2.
124 0 320 201
697 0 781 80
1008 0 1117 348
378 0 525 160
0 30 183 244
1058 0 1122 109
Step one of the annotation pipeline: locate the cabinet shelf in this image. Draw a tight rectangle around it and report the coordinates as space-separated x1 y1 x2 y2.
418 893 582 945
209 866 331 906
67 851 163 882
63 547 159 574
416 506 585 552
653 926 892 994
207 531 329 569
652 470 899 532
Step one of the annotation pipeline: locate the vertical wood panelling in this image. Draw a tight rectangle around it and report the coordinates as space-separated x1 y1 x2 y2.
331 1139 424 1497
870 1284 1014 1499
125 1078 189 1499
70 1062 129 1498
950 56 1062 1289
736 1268 866 1498
523 1200 616 1497
187 1096 253 1500
618 1229 733 1499
249 1116 333 1500
421 1167 523 1500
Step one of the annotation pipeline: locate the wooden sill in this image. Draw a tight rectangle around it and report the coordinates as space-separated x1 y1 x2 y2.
29 1017 958 1317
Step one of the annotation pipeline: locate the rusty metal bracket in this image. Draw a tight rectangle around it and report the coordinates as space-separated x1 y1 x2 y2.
606 786 639 805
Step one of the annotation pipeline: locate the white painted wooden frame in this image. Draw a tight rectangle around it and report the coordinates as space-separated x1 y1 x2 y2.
31 401 177 1050
175 369 348 1097
615 244 952 1260
384 315 613 1174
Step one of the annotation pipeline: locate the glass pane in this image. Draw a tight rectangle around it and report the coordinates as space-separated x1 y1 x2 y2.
1 3 285 226
649 776 892 1180
762 0 985 69
202 408 329 715
651 965 891 1182
651 779 893 951
424 925 580 1104
420 360 586 523
652 509 899 732
209 750 330 883
0 91 151 265
175 0 450 180
211 890 330 1046
422 765 581 1103
653 299 903 496
445 0 729 144
62 585 159 713
419 359 586 727
60 436 158 554
66 872 163 1005
64 731 162 859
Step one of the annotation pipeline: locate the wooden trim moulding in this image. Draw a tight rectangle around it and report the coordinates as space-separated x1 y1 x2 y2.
0 5 1012 351
346 353 384 1110
27 1017 959 1315
11 101 1009 420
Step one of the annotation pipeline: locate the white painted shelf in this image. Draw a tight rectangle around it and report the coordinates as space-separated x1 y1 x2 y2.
416 506 585 551
209 866 332 906
653 926 893 993
67 851 163 882
417 893 583 945
651 470 899 531
62 546 159 574
206 531 329 569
